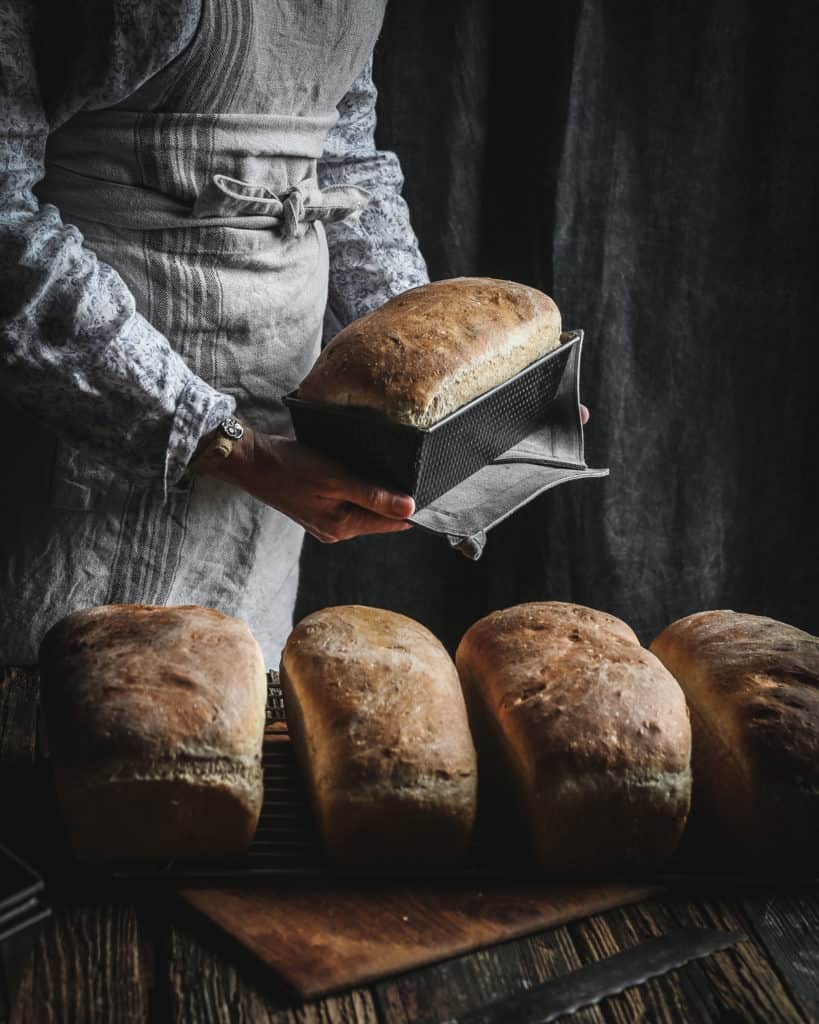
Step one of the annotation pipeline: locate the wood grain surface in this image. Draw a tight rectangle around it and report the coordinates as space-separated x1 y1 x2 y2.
2 666 817 1024
180 882 658 998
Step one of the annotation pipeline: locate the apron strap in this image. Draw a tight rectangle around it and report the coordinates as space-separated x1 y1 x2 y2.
37 166 370 236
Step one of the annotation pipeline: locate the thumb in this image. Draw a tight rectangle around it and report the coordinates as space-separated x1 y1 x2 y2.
336 479 415 519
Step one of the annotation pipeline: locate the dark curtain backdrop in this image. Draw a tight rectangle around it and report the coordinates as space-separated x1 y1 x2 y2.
296 0 819 650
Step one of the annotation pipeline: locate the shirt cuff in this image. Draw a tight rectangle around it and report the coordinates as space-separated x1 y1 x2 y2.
164 376 236 495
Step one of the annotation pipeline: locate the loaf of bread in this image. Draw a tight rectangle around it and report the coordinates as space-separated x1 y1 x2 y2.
297 277 562 427
280 605 478 871
40 604 267 863
650 610 819 870
456 602 692 877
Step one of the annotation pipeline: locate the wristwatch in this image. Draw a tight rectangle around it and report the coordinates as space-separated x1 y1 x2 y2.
188 416 245 475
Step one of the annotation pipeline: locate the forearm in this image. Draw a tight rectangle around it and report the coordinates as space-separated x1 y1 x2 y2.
0 206 235 490
1 0 233 493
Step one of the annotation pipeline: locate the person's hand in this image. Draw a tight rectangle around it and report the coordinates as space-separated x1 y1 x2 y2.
209 428 415 543
580 404 590 425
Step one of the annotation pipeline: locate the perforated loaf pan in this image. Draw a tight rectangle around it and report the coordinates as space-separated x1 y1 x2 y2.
284 331 581 509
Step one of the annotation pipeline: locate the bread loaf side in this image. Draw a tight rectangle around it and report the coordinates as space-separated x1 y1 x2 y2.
456 602 691 877
280 605 478 871
40 604 267 863
297 277 561 427
650 610 819 869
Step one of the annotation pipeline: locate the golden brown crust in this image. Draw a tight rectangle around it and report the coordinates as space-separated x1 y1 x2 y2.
297 277 561 426
280 605 478 871
40 604 267 862
650 610 819 866
456 602 691 876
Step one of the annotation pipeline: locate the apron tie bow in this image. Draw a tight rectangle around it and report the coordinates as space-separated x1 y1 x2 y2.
281 182 308 237
193 173 371 237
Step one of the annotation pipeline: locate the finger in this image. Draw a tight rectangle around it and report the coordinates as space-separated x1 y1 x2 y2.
329 506 416 541
304 525 339 544
329 479 415 520
580 403 590 425
295 517 338 544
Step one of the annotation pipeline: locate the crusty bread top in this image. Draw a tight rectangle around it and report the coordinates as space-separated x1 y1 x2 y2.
280 605 477 789
456 602 691 778
650 610 819 788
39 604 267 770
297 277 561 427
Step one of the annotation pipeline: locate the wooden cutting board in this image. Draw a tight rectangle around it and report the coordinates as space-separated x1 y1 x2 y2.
180 880 658 998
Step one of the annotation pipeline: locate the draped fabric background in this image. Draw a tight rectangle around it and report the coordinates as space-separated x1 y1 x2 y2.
296 0 818 649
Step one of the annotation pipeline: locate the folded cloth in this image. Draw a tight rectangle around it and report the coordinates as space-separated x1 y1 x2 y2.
410 332 608 559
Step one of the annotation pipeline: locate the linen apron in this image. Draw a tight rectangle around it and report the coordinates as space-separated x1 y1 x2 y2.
0 0 386 666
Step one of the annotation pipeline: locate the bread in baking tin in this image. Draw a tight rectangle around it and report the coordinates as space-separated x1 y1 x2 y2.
297 277 562 427
40 604 267 863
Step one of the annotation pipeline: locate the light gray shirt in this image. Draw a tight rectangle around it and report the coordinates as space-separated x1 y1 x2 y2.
0 0 428 491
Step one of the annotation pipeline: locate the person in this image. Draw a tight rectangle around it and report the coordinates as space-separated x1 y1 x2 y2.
0 0 427 666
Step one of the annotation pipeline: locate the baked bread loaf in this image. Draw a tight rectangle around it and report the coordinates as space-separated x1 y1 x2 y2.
280 605 478 871
650 610 819 870
456 602 692 877
40 604 267 863
297 277 562 427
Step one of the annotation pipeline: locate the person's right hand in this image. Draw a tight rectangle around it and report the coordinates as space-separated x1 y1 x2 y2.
209 427 415 543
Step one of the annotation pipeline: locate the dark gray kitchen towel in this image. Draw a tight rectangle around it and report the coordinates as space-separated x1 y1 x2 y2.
410 332 609 559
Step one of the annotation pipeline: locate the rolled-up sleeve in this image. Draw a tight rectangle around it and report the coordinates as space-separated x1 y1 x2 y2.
318 58 429 334
0 0 234 495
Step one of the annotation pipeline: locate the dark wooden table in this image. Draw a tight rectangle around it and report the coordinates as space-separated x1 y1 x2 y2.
2 667 818 1024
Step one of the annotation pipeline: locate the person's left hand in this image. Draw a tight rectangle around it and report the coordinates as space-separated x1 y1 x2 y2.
209 429 415 543
581 404 590 425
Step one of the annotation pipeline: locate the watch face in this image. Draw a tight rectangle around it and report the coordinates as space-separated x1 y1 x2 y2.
222 417 244 441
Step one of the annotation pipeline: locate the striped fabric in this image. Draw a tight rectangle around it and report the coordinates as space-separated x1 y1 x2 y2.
0 0 388 664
